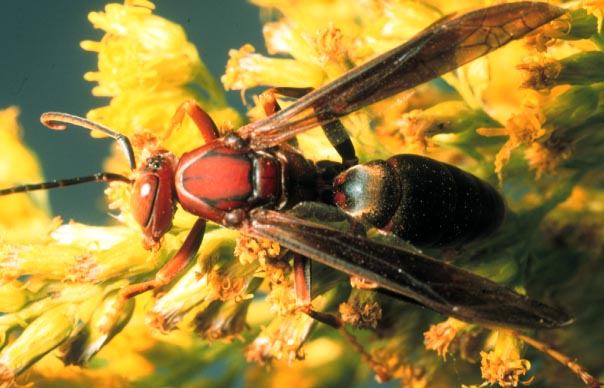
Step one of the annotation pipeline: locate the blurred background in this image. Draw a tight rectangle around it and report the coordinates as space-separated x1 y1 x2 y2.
0 0 264 224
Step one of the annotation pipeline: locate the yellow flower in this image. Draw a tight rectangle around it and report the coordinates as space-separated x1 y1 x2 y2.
223 44 326 91
82 1 211 100
146 227 259 332
517 55 563 91
338 292 382 330
370 336 429 387
235 234 281 266
0 304 79 386
424 318 469 361
477 332 532 388
0 107 52 244
478 92 547 181
246 311 315 365
81 1 240 158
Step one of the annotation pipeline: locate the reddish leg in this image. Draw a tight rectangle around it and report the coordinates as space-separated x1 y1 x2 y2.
258 87 315 116
258 87 357 166
293 254 311 306
120 218 206 299
261 89 342 325
257 89 301 149
292 253 390 380
292 253 342 328
258 89 281 117
165 100 220 143
102 218 207 332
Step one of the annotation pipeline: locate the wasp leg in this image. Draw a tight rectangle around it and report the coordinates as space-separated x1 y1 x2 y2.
258 87 313 116
292 253 342 329
258 88 301 149
165 100 220 143
260 87 358 167
119 218 206 299
292 255 393 381
319 118 358 167
293 254 312 308
101 218 207 332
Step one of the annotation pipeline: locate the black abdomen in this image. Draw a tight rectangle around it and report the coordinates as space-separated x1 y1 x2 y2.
333 154 505 247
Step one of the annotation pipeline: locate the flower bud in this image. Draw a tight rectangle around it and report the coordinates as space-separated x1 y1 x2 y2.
0 304 78 381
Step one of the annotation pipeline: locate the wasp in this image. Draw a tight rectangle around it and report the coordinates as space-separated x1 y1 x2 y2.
1 2 569 332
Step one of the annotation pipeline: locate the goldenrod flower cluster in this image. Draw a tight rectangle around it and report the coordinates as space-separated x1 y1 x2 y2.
0 1 603 387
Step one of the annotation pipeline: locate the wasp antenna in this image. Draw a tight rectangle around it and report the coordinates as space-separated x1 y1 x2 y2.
0 172 132 196
40 112 137 170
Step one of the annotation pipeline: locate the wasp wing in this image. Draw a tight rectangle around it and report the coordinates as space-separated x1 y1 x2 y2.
239 2 564 148
243 208 572 329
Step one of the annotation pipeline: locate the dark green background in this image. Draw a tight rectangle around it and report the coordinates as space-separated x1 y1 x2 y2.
0 1 264 224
